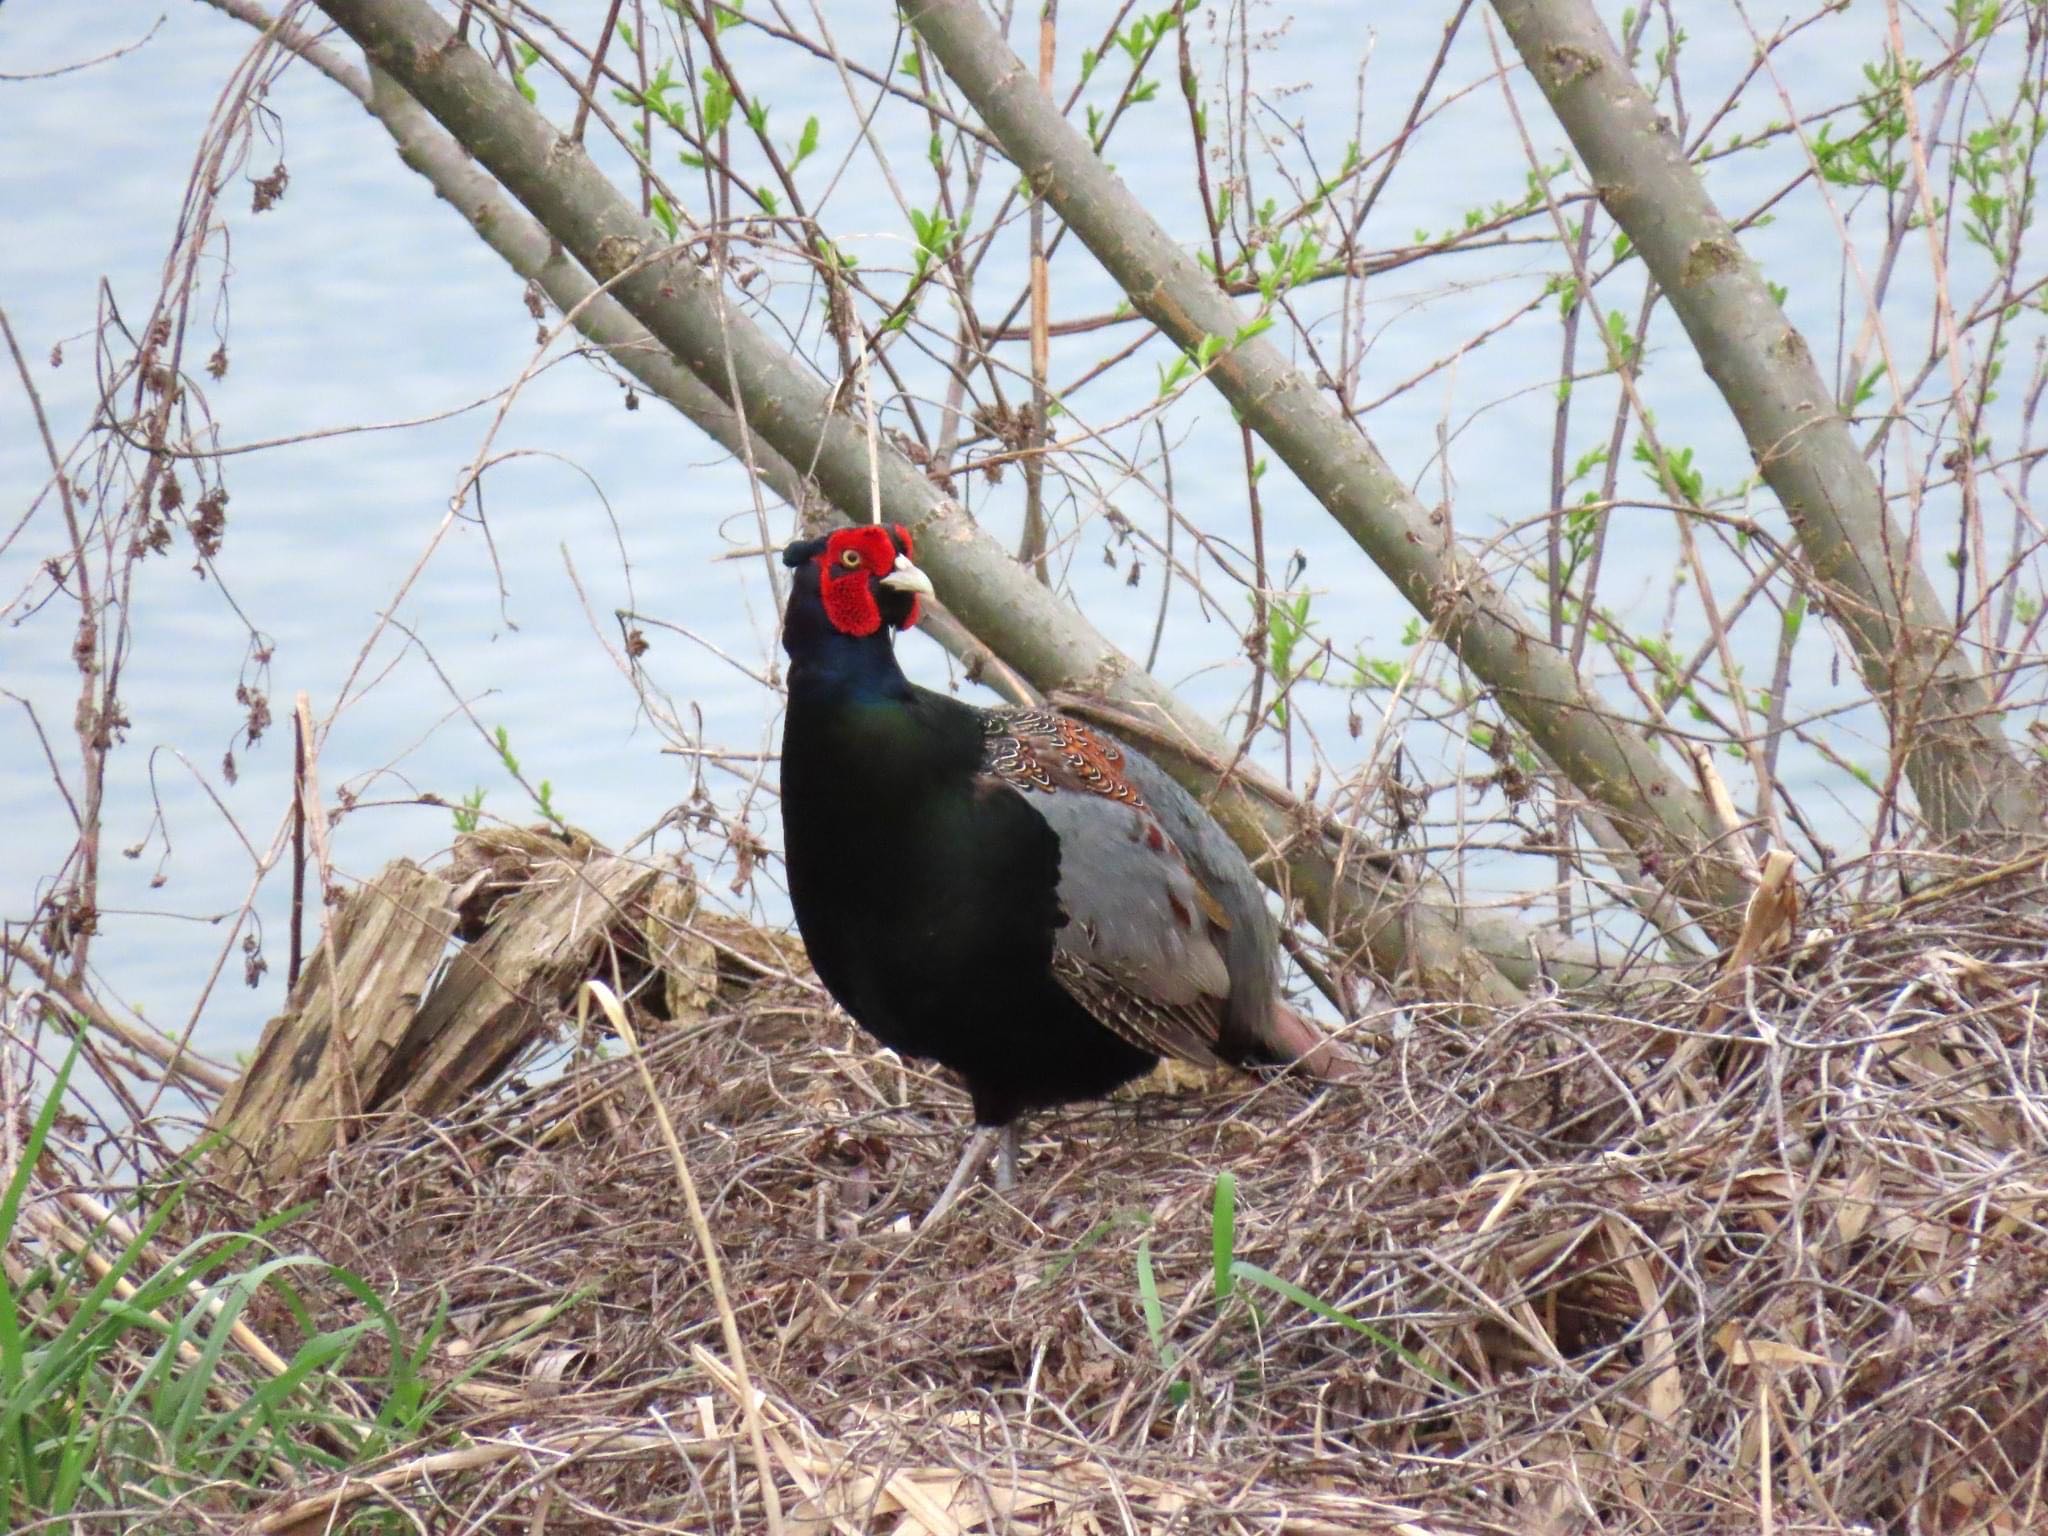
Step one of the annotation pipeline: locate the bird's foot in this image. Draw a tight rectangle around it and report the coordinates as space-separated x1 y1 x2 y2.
919 1124 1020 1230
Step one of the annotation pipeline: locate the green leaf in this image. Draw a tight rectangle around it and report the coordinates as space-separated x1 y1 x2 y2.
791 114 820 171
702 69 734 137
1781 590 1807 644
1604 307 1639 366
1157 353 1194 396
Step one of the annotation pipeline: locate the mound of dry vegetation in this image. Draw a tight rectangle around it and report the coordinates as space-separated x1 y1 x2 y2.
39 840 2019 1535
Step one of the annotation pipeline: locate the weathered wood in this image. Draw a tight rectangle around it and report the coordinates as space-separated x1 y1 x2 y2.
209 859 454 1189
209 830 671 1191
445 823 603 941
641 875 720 1021
375 848 661 1112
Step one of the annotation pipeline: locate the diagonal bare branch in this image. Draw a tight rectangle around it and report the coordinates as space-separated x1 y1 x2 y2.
301 0 1540 1014
1491 0 2044 847
900 0 1756 936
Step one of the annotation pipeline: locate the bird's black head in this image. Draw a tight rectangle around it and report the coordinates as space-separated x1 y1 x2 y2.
781 524 933 643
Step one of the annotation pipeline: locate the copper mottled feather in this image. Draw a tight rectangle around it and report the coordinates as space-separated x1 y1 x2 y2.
981 707 1238 1064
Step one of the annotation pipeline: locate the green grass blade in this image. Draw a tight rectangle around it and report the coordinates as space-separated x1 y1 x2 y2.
1210 1171 1237 1304
49 1396 96 1512
164 1253 313 1460
0 1036 83 1520
1135 1235 1167 1358
1035 1208 1152 1286
1229 1261 1450 1386
1135 1237 1190 1407
0 1034 79 1242
414 1287 588 1430
210 1321 375 1475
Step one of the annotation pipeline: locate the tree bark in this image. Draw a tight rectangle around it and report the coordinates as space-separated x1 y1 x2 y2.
902 0 1756 934
1490 0 2042 846
304 0 1536 1014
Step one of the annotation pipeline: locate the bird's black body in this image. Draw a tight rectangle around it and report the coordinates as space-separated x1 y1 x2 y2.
778 524 1292 1132
781 676 1156 1123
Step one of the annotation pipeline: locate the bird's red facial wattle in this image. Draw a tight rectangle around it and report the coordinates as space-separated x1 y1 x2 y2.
813 524 931 637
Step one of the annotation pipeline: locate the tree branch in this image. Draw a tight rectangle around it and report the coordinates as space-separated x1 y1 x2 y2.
1491 0 2043 846
299 0 1541 1013
900 0 1755 936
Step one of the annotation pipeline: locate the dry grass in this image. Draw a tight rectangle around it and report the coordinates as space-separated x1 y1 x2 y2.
153 867 2046 1535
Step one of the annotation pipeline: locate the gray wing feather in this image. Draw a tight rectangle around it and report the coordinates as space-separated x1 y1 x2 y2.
1028 789 1231 1009
979 709 1287 1067
1049 950 1225 1066
1111 748 1280 1058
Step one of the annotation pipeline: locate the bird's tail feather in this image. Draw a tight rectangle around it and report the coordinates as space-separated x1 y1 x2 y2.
1261 1001 1364 1082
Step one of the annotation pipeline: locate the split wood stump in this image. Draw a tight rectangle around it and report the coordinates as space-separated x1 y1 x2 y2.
208 827 674 1192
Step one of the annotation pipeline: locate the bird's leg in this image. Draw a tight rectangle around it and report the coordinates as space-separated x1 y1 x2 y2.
921 1126 1001 1231
995 1121 1020 1191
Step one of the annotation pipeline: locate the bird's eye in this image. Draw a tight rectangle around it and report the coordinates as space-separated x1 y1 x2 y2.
838 548 863 568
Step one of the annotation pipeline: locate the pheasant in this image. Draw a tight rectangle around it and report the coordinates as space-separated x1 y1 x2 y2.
777 523 1339 1220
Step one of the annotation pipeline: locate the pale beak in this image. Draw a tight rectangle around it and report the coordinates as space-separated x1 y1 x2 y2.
879 553 936 599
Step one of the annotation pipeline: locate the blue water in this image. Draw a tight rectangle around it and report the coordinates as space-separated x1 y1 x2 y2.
3 1 2030 1060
